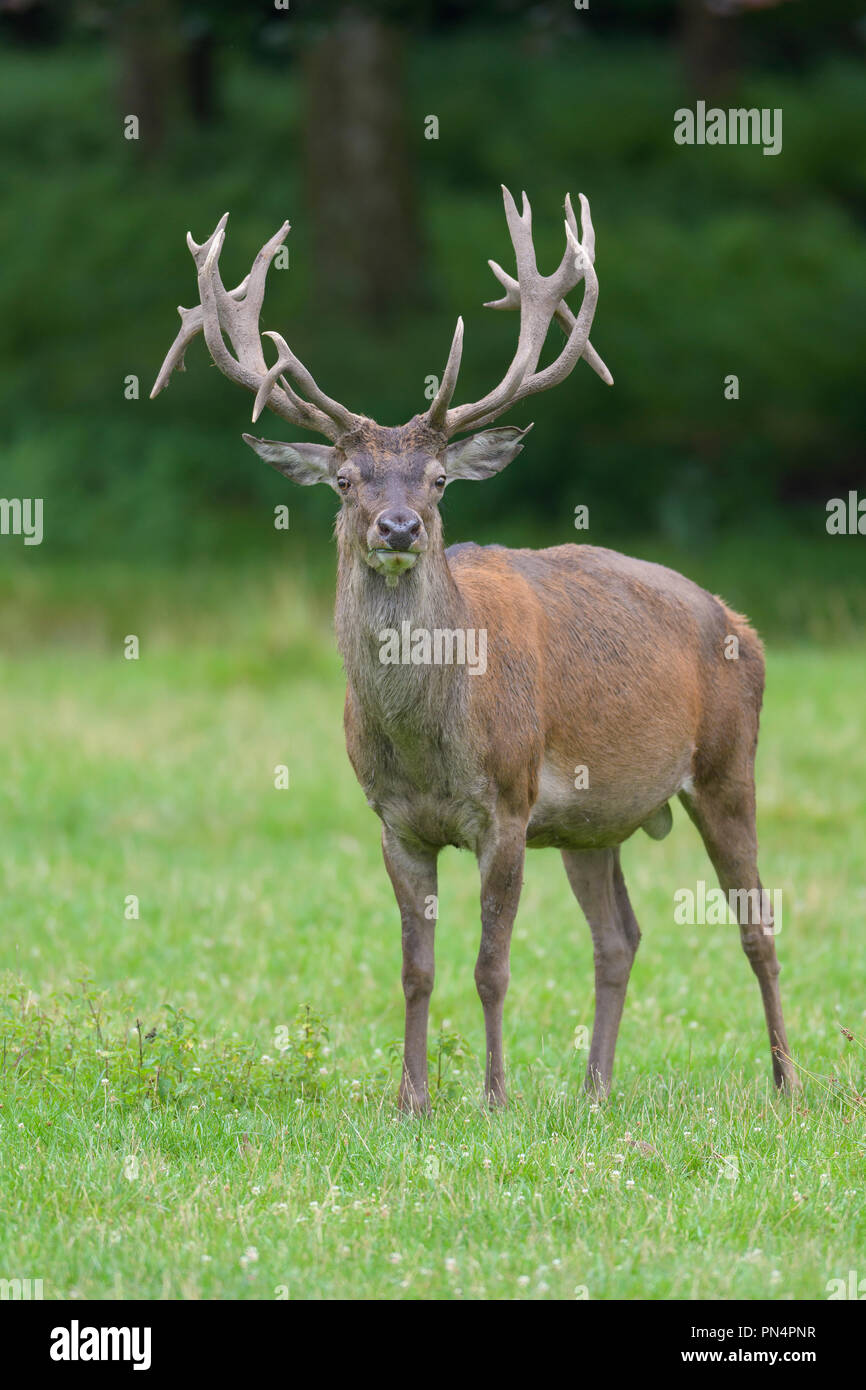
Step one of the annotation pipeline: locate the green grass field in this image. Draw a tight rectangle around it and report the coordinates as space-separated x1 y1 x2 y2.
1 564 864 1300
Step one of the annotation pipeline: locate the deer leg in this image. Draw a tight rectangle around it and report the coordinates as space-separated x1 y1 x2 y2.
680 784 798 1090
562 847 641 1098
475 820 526 1106
382 826 438 1113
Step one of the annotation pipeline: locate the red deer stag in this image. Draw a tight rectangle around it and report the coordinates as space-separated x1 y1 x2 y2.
151 187 797 1109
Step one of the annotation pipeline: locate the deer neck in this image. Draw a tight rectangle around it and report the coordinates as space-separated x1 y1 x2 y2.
335 526 471 739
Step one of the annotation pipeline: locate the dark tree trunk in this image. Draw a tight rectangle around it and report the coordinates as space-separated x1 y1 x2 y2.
679 0 741 99
302 8 425 321
112 0 181 161
183 15 218 125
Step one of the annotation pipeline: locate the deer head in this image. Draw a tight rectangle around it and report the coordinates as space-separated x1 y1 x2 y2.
151 187 612 585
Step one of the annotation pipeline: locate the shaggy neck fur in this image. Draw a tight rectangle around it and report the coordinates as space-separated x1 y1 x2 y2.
335 513 470 745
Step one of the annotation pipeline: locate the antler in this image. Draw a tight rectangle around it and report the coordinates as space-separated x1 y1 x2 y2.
427 187 612 436
150 213 360 442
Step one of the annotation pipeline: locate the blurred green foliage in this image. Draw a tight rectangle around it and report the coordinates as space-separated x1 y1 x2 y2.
0 21 864 559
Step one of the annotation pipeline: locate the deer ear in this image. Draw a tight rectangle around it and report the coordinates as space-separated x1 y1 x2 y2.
242 433 339 489
444 424 533 482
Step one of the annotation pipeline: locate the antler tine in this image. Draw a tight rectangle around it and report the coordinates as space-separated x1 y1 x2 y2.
554 194 611 384
427 317 465 428
271 332 357 434
185 210 229 259
551 311 613 387
196 224 339 437
150 214 248 400
482 192 611 387
521 223 599 397
564 192 596 264
443 187 611 435
242 220 291 319
252 331 358 434
502 187 537 278
252 333 297 424
149 298 229 400
246 339 339 438
151 215 359 441
483 258 521 312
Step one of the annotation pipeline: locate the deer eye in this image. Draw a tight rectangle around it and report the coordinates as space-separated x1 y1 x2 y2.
337 476 351 493
434 475 446 488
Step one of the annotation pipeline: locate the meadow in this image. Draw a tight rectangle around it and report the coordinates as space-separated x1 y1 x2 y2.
1 0 863 1307
0 560 863 1300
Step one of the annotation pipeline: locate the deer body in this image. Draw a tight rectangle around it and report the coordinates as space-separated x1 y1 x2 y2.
340 537 728 855
152 187 798 1109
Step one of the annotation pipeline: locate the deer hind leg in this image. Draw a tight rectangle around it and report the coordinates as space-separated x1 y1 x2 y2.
562 847 641 1098
679 781 798 1090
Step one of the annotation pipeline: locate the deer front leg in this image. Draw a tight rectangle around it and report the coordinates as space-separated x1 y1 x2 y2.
382 826 438 1113
475 819 526 1107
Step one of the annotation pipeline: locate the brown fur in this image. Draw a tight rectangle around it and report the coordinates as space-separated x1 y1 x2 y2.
335 523 798 1108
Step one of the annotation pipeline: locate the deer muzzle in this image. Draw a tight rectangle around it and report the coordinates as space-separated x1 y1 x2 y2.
366 509 427 582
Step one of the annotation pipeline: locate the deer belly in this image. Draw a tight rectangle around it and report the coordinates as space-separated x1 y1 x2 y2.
526 755 690 850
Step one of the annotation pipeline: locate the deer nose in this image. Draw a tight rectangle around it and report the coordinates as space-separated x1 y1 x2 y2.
376 510 422 550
